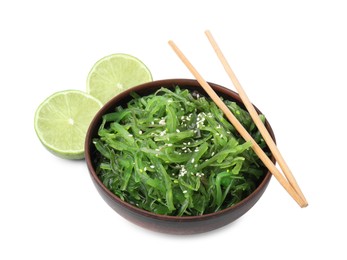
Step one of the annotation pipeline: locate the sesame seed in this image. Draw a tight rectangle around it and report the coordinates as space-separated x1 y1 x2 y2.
128 134 133 137
167 143 173 147
150 165 155 168
176 129 180 133
183 190 187 194
139 130 142 134
191 158 195 163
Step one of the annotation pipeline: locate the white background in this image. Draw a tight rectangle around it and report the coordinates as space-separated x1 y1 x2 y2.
1 0 346 259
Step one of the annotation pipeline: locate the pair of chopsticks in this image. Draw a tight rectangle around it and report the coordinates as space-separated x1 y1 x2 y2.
168 30 308 208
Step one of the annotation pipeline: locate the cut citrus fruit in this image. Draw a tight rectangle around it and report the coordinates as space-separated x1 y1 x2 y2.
86 53 152 104
34 90 103 159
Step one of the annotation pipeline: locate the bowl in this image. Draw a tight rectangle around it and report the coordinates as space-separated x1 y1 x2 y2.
85 79 276 235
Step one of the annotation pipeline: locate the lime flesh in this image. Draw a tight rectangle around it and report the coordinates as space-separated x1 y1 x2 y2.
86 53 152 104
34 90 103 159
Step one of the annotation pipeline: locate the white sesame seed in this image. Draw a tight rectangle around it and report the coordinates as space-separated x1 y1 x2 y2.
139 130 142 134
128 134 133 137
191 158 195 163
150 165 155 168
176 129 180 133
167 143 173 147
211 152 215 156
159 119 165 125
183 190 187 194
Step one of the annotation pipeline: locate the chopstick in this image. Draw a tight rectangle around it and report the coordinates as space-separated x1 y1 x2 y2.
168 40 307 207
205 30 308 207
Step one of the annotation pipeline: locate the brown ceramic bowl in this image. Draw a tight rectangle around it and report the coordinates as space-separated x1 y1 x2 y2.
85 79 275 235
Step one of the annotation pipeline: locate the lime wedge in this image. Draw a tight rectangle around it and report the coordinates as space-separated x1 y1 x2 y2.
86 53 152 104
34 90 103 159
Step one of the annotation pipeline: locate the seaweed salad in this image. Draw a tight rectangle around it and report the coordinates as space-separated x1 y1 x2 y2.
93 86 268 216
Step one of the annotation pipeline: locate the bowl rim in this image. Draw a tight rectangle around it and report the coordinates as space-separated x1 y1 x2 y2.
85 78 274 221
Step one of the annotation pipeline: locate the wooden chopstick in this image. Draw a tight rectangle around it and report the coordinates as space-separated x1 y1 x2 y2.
168 40 306 207
204 30 308 207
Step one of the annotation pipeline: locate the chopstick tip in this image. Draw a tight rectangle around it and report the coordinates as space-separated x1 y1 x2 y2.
301 201 309 208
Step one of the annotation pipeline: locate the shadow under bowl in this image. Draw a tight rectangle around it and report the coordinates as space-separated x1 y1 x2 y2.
85 79 275 235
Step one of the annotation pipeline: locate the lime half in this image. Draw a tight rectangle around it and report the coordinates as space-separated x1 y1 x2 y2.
86 53 152 104
34 90 103 159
